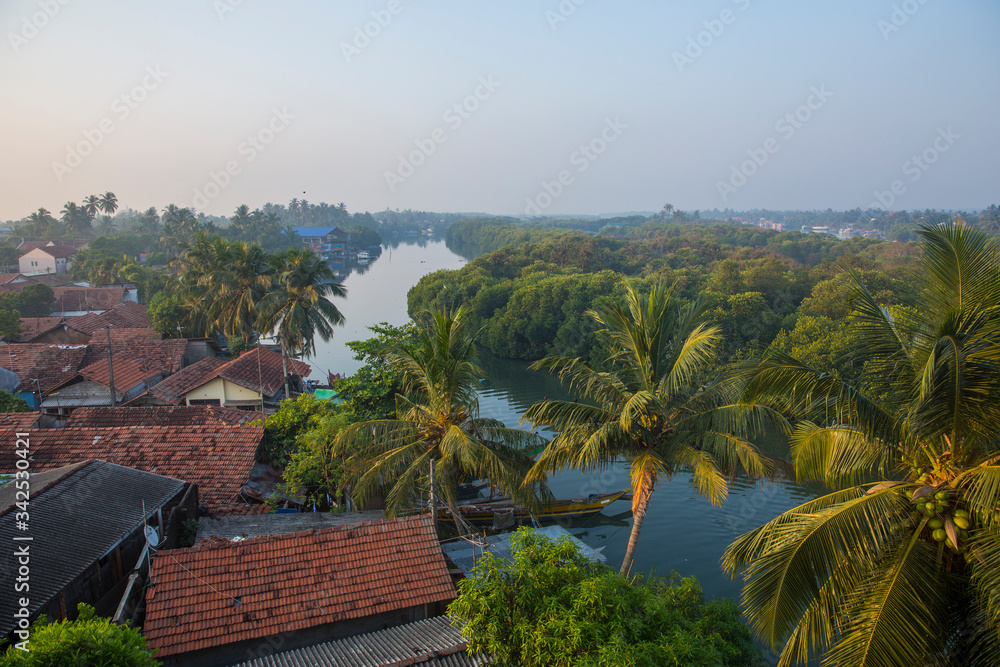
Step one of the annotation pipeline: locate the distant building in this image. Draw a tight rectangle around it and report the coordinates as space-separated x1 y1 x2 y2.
143 516 456 667
18 244 78 276
291 226 348 256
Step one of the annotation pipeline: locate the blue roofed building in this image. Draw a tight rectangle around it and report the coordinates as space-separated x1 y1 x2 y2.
290 227 348 257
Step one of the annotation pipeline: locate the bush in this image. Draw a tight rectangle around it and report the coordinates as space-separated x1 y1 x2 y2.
449 528 764 667
0 391 29 412
261 392 338 466
0 604 159 666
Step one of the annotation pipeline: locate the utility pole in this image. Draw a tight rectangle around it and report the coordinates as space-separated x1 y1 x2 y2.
106 327 116 407
429 460 437 527
279 335 291 400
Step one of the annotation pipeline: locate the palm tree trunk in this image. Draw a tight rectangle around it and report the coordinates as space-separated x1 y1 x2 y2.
620 484 654 576
446 497 466 536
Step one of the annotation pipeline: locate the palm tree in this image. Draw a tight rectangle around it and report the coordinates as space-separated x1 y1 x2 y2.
723 222 1000 666
260 248 346 357
98 191 118 218
340 307 545 533
61 201 92 236
201 240 272 349
82 195 101 220
24 208 55 237
525 281 771 575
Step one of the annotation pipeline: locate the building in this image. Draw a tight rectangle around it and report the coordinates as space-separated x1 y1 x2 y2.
291 227 348 257
230 616 487 667
143 516 456 667
17 244 78 276
50 286 128 316
147 347 310 411
0 343 90 408
14 303 153 344
42 358 165 413
0 460 190 645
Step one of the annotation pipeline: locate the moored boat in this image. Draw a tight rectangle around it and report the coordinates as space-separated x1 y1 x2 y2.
435 489 630 526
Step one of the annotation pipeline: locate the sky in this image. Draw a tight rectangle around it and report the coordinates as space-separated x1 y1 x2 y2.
1 0 997 221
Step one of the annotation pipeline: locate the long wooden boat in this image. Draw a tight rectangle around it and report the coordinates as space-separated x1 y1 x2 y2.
435 489 630 526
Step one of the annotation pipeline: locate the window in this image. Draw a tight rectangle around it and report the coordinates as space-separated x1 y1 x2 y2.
188 399 221 406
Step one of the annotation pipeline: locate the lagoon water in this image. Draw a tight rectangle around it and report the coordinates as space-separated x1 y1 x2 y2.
310 239 820 604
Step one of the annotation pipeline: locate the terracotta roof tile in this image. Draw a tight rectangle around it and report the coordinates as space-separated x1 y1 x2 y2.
0 274 25 285
143 516 455 658
67 302 152 335
34 245 78 259
13 317 65 342
76 357 162 392
147 357 228 405
0 423 262 509
62 405 260 429
51 286 125 313
215 347 312 397
80 338 188 375
1 343 89 393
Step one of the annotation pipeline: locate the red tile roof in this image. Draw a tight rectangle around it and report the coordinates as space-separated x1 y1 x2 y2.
143 516 455 658
67 302 152 335
76 357 162 392
51 286 125 313
2 343 89 393
62 405 259 429
16 241 49 255
80 338 188 375
215 347 312 397
0 412 40 430
0 423 263 509
13 317 65 342
147 357 228 405
34 245 78 259
0 274 25 285
24 274 74 288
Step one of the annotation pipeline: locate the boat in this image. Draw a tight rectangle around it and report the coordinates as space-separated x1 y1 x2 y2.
356 250 371 261
434 489 630 527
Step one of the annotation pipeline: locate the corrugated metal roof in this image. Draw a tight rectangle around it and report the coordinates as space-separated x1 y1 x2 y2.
0 460 186 635
228 616 487 667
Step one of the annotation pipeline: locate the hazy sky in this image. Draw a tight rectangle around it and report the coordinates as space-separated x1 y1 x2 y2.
1 0 997 221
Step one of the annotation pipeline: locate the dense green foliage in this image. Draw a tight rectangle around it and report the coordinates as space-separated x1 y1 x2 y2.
449 528 764 667
336 322 419 421
278 412 353 509
261 392 339 466
0 391 29 412
0 604 159 667
725 223 1000 666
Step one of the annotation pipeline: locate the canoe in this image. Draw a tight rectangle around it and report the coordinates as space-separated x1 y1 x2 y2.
435 489 630 527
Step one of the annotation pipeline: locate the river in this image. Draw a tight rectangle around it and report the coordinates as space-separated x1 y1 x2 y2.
309 239 820 605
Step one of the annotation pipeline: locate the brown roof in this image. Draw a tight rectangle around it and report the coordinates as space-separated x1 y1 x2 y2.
0 412 40 430
0 423 263 509
143 517 455 658
62 405 259 429
51 286 125 313
34 245 77 259
67 302 152 335
0 274 25 285
3 343 89 393
80 338 188 375
16 241 49 254
215 347 312 397
13 317 65 342
147 357 228 405
76 357 162 392
24 274 74 288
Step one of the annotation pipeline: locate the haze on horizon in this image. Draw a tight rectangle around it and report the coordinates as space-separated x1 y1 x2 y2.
1 0 997 222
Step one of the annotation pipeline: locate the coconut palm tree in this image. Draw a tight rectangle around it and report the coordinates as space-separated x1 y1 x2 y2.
259 248 346 358
723 222 1000 666
82 195 101 220
202 240 273 349
525 281 772 575
98 191 118 218
339 307 545 533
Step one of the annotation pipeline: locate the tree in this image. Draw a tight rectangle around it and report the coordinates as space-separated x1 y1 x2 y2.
81 194 101 220
60 202 90 235
0 604 159 666
525 281 770 575
261 392 338 466
279 412 352 509
98 191 118 218
0 391 29 412
449 527 765 667
724 222 1000 666
337 322 419 421
0 246 20 273
148 293 190 337
339 307 545 532
1 284 54 317
259 248 346 359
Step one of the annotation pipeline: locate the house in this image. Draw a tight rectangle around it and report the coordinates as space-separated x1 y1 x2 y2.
147 347 310 411
0 422 264 511
291 226 348 256
41 357 165 414
58 405 258 430
14 303 153 344
229 616 487 667
143 516 456 667
0 343 90 408
18 244 78 276
0 460 191 646
12 317 68 343
50 286 127 316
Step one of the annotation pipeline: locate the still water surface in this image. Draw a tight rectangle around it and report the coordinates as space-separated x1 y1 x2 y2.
310 239 820 603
